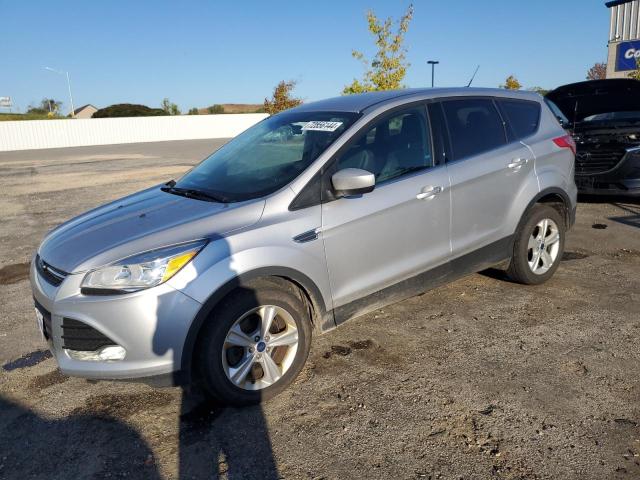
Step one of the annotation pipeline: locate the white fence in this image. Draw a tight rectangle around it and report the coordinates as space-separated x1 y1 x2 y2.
0 113 269 152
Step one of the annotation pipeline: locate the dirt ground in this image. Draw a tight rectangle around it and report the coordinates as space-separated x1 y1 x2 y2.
0 140 639 480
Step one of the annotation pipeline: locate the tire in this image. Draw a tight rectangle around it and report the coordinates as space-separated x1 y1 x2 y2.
506 204 565 285
196 280 312 406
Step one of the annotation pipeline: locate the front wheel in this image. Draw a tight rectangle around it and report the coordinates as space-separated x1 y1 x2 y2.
196 282 312 405
507 204 565 285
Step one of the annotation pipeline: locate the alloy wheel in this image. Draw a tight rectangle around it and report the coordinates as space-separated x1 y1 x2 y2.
221 305 299 391
527 218 561 275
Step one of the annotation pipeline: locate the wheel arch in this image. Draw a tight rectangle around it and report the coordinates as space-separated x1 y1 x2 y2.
180 266 333 383
512 187 573 236
529 187 573 229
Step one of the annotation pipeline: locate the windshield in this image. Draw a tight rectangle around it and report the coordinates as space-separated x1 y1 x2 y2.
583 111 640 122
174 110 359 202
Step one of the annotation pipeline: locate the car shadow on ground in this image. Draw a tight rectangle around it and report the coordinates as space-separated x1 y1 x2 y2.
608 202 640 229
0 395 163 479
577 194 640 229
152 233 281 479
0 391 279 479
178 390 279 479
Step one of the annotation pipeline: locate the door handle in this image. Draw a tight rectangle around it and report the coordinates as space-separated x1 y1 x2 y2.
416 185 443 200
508 158 528 170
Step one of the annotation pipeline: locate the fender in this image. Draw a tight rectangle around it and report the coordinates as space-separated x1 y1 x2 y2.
179 266 333 383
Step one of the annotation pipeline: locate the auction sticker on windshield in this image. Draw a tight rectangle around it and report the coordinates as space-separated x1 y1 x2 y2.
302 121 343 132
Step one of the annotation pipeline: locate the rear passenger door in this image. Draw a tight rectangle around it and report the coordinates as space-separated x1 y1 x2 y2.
440 98 537 257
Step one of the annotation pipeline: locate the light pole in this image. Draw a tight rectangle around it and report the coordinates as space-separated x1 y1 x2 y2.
44 67 75 118
427 60 439 88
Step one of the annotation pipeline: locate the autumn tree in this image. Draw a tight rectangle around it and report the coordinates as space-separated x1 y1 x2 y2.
343 4 414 94
501 75 522 90
586 62 607 80
263 80 302 114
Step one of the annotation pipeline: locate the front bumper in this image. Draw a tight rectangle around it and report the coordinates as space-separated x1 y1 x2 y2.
576 177 640 196
29 256 202 381
575 147 640 196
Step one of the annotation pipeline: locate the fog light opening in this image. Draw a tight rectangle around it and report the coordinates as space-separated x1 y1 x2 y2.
66 345 126 362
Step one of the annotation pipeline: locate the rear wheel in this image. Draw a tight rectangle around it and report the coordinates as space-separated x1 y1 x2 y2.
507 204 565 285
196 282 312 405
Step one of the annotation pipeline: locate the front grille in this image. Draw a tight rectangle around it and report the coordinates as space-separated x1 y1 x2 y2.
34 300 53 340
35 255 68 287
61 318 116 351
575 147 626 175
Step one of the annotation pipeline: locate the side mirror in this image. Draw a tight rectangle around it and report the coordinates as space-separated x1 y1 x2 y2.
331 168 375 197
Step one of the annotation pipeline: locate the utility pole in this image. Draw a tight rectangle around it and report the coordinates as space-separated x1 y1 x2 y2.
427 60 440 88
44 67 76 118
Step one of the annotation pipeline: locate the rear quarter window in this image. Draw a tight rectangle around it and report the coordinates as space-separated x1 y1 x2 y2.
544 99 569 128
441 98 507 160
498 99 541 140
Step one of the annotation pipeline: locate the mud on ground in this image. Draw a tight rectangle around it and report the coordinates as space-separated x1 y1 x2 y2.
0 140 639 479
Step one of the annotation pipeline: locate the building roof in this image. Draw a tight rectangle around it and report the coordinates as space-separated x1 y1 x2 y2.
73 104 97 115
606 0 634 8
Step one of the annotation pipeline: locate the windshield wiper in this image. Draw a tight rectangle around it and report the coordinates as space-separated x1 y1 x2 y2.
161 186 229 203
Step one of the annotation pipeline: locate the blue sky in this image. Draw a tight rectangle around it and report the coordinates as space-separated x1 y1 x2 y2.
2 0 609 113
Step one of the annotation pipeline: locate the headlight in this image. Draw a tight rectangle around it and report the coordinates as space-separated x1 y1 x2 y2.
81 240 207 293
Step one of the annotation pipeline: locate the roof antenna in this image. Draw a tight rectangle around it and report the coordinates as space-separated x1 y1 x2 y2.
466 65 480 87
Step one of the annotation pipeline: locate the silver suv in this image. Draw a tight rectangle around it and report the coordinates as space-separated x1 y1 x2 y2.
30 88 577 405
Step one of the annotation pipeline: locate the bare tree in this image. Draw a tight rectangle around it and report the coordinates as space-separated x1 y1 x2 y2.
586 62 607 80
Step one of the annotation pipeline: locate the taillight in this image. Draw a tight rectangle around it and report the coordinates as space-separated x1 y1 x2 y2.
553 135 576 155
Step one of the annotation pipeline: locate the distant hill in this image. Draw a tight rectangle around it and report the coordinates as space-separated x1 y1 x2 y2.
198 103 264 114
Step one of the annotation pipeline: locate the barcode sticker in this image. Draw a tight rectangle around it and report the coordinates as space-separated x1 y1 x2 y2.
302 121 343 132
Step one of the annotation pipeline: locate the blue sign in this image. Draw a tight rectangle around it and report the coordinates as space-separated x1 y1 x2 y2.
616 40 640 71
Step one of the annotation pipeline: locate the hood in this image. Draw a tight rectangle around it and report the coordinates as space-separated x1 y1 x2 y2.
38 185 265 273
546 79 640 122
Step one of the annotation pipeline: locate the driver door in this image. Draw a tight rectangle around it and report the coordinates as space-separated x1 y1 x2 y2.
320 105 452 319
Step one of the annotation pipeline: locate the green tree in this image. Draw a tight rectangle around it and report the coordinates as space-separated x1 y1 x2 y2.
501 75 522 90
187 107 199 115
586 62 607 80
529 86 550 96
263 80 302 114
207 104 225 114
343 4 414 95
161 98 181 115
27 98 63 115
92 104 166 118
628 58 640 81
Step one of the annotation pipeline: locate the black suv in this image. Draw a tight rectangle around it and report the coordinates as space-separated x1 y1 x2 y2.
546 79 640 196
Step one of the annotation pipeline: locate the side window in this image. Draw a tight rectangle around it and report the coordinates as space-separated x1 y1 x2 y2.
498 99 541 140
442 99 507 160
544 98 569 128
335 106 432 184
